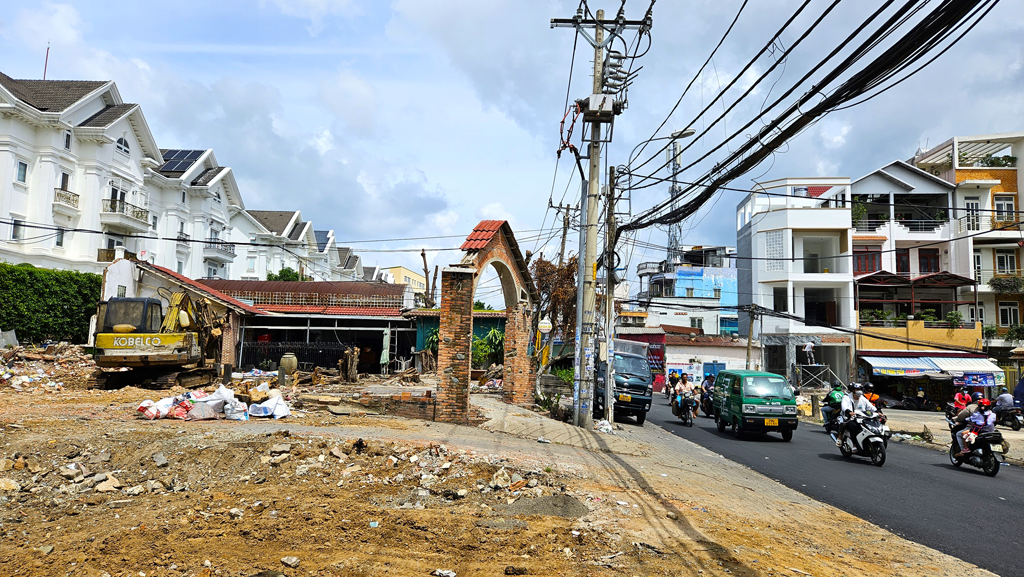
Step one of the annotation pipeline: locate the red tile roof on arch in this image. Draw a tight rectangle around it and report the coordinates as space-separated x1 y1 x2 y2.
460 220 505 251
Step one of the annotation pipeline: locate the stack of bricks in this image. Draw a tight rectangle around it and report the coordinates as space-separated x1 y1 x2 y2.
383 390 437 421
219 311 236 367
436 267 475 423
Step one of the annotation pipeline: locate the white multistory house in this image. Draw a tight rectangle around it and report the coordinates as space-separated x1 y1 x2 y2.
144 149 242 279
229 210 317 280
736 177 855 385
912 132 1024 347
0 71 163 272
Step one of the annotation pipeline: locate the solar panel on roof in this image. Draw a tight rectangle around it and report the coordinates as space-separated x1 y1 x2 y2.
171 150 188 160
161 160 181 171
185 150 203 160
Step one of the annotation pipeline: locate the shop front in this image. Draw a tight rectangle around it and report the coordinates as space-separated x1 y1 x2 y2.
858 352 1005 406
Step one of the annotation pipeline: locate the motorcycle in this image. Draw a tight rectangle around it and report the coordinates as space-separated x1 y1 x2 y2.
678 392 695 427
945 402 961 420
947 417 1004 477
830 410 891 466
996 407 1023 431
700 388 714 418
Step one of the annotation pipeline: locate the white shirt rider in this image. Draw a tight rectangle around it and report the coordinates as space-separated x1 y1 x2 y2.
840 393 877 421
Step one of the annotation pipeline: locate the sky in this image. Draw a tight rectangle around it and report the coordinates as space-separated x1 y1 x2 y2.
1 0 1022 307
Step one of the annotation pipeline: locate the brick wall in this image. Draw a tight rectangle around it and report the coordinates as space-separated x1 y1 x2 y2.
436 268 475 423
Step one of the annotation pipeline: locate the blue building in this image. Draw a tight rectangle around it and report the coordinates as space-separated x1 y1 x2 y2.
635 247 739 335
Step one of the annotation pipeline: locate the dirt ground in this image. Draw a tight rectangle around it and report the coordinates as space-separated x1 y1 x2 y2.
0 382 997 577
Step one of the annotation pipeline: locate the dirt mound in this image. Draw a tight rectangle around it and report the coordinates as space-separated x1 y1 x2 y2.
502 494 589 518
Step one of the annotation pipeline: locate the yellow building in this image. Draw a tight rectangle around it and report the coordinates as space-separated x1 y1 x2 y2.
383 266 427 291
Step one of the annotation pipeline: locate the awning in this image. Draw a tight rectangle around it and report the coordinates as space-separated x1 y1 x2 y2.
926 357 1006 387
861 356 940 376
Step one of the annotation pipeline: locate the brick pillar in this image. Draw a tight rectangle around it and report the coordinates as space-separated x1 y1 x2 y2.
503 303 535 406
436 268 474 423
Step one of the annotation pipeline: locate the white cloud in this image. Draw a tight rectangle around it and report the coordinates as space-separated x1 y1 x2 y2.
815 159 838 176
430 210 460 235
10 2 82 50
819 120 851 151
263 0 360 36
318 70 377 136
312 128 334 155
478 202 514 224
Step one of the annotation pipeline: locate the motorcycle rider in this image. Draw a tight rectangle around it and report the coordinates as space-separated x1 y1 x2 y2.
838 383 877 450
956 398 996 457
667 371 680 399
995 387 1015 418
822 381 844 424
951 392 984 443
953 387 972 412
864 383 881 407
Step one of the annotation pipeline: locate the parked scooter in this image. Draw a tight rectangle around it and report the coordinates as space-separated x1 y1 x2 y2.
947 417 1005 477
830 409 891 466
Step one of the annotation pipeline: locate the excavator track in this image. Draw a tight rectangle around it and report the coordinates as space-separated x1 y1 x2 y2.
89 367 216 390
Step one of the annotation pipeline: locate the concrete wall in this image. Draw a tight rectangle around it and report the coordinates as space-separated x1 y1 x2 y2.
856 319 983 352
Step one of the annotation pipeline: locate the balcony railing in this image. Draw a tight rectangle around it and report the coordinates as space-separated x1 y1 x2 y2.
636 290 650 301
860 319 977 330
205 238 236 257
97 248 137 262
977 269 1024 286
855 218 948 233
53 188 79 209
956 215 1023 234
176 232 190 244
101 199 149 222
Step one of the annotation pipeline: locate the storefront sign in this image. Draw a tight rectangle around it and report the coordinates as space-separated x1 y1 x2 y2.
952 373 1005 388
872 367 928 376
666 363 703 380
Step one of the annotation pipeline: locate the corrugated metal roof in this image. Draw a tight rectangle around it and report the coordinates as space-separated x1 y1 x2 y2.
927 357 1004 374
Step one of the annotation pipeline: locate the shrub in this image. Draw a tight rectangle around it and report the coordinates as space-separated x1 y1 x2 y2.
989 276 1024 294
0 263 101 344
945 310 964 329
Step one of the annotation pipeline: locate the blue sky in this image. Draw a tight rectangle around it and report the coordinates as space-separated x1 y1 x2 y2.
2 1 1022 306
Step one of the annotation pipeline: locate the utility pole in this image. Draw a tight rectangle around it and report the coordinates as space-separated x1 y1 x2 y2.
557 205 570 267
746 307 757 370
553 5 651 429
666 140 683 263
604 166 617 424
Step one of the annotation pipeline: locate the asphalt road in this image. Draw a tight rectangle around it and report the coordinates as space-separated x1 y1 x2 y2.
645 398 1024 577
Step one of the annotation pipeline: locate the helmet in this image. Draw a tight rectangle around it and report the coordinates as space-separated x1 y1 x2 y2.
1001 387 1009 394
978 398 993 410
832 381 843 390
865 383 875 392
972 392 984 402
851 383 864 395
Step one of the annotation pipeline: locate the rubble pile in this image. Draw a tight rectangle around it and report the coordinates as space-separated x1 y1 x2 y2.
1 343 97 393
471 363 504 393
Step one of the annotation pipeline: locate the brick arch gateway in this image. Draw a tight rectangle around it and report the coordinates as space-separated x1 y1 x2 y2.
435 221 538 423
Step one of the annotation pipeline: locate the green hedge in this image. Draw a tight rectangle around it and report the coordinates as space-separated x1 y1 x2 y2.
0 263 102 344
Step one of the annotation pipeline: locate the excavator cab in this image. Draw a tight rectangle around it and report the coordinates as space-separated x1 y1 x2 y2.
99 298 164 334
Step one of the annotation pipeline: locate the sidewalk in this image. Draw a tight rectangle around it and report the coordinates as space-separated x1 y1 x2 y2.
471 394 649 456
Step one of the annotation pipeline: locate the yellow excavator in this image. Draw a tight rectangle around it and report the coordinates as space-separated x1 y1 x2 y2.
92 289 226 389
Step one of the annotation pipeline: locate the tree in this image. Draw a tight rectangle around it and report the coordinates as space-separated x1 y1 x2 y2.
267 267 306 281
528 255 578 397
473 300 494 311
